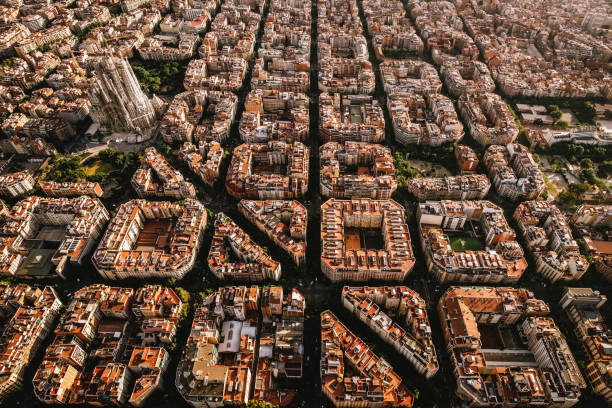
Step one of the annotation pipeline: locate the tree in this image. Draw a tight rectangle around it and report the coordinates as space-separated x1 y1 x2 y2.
175 287 190 303
178 303 190 322
533 118 544 126
582 169 607 189
592 146 607 158
396 174 407 189
575 101 596 124
99 148 117 163
569 183 590 194
47 156 87 182
550 110 562 121
547 104 562 120
132 60 188 95
556 120 569 129
580 158 593 169
114 152 125 168
132 65 149 80
598 160 612 177
88 171 108 183
126 152 143 170
569 144 585 156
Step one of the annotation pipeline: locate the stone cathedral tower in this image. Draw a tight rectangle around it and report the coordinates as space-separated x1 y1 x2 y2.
88 56 157 134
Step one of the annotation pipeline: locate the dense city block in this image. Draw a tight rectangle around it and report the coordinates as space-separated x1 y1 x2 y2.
0 0 610 406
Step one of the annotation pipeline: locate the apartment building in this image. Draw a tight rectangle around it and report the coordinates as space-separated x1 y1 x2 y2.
14 25 72 57
409 1 478 65
138 32 200 60
522 317 587 399
176 286 260 407
320 310 414 407
318 31 368 61
440 59 495 97
251 57 310 93
388 93 463 146
342 286 438 378
0 86 85 141
560 288 612 404
317 0 362 35
438 286 583 407
320 93 385 143
92 199 207 280
255 287 305 405
407 175 490 201
0 55 50 91
0 136 56 157
418 200 527 283
0 6 19 26
317 0 377 96
78 9 161 59
321 198 415 282
208 212 282 281
225 142 309 200
39 181 104 198
257 0 310 93
0 196 110 279
458 92 519 146
240 89 309 143
13 86 90 127
177 141 224 187
582 12 612 32
463 0 612 98
260 0 311 62
0 285 62 400
363 0 423 60
20 117 76 141
571 204 612 281
317 0 367 61
0 24 30 56
160 90 237 143
183 57 248 92
320 141 396 199
483 144 545 201
379 60 442 96
33 285 180 406
319 58 375 95
0 171 35 197
514 201 589 282
131 147 196 199
238 200 307 266
429 28 479 65
455 144 479 174
199 10 260 60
